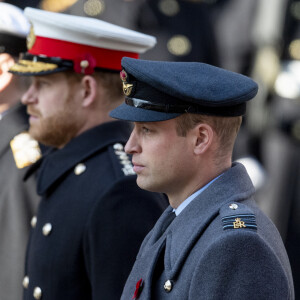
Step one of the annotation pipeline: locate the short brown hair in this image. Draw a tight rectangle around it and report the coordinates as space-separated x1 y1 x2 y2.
65 70 123 101
175 113 242 155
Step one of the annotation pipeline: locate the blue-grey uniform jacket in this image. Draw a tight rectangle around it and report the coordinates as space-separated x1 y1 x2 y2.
22 120 167 300
121 163 294 300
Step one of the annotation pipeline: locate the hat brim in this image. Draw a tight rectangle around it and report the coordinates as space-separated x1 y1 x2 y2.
109 103 181 122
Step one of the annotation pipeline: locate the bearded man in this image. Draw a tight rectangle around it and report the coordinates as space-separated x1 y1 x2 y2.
10 8 167 300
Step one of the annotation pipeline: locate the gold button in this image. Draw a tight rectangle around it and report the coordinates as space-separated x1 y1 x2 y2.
33 286 42 299
158 0 180 16
164 280 173 292
42 223 52 236
84 0 105 16
31 216 37 228
23 276 29 289
74 163 86 175
167 35 192 56
229 203 238 210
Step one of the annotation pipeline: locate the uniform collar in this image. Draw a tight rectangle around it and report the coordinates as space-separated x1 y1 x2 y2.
141 163 255 282
35 120 132 196
173 174 223 216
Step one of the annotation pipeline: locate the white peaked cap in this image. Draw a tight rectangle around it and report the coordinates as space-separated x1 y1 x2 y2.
9 7 156 75
25 7 156 54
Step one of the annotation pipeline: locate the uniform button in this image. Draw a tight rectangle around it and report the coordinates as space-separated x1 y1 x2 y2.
74 163 86 175
33 287 42 299
31 216 37 228
42 223 52 236
229 203 239 210
167 35 192 56
164 280 173 292
158 0 180 16
23 276 29 289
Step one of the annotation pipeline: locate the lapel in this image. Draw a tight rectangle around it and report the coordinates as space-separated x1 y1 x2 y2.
36 120 132 196
0 103 28 156
162 163 255 281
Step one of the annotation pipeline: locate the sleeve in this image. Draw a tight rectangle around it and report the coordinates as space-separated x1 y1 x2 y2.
189 231 292 300
83 175 168 300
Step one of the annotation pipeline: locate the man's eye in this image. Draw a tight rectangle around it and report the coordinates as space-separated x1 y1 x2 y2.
142 127 150 133
36 80 48 88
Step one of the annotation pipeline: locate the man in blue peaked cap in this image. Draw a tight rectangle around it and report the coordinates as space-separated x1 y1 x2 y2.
110 58 294 299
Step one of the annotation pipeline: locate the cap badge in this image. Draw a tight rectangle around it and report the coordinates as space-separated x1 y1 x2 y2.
27 24 36 50
120 69 133 96
74 53 96 75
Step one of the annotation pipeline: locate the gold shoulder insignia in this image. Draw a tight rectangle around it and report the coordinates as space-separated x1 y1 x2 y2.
10 132 42 169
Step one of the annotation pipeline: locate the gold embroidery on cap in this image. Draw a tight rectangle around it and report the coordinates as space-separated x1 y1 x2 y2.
10 60 58 74
27 24 36 50
10 132 42 169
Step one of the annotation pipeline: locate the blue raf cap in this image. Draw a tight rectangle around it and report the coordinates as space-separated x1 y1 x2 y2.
109 57 258 122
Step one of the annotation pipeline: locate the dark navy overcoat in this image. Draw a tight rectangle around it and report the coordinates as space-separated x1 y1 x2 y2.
23 120 167 300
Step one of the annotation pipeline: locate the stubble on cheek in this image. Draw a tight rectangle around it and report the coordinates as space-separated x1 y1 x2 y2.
29 110 79 148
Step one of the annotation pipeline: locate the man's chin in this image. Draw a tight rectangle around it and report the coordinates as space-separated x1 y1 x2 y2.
136 178 161 193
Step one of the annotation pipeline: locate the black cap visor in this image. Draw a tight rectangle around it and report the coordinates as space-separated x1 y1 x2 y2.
109 101 181 122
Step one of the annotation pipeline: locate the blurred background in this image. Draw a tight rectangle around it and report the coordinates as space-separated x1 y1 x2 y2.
1 0 300 296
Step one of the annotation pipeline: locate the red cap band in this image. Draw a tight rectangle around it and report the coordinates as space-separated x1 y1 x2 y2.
29 36 139 71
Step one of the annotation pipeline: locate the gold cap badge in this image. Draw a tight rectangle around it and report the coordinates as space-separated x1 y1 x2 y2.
120 69 133 96
27 24 36 50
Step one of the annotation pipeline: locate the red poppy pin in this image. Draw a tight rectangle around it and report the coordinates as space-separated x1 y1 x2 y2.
73 53 97 75
120 69 128 82
132 278 143 299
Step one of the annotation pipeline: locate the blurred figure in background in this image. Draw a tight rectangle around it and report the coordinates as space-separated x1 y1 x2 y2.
250 0 300 295
0 3 41 300
55 0 220 65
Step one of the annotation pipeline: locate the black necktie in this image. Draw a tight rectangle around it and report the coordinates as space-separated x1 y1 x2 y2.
161 211 176 235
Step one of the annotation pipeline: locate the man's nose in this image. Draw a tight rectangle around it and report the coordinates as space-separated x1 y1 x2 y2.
125 129 141 154
21 84 37 105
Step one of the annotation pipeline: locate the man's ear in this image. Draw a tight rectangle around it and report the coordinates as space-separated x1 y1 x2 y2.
0 54 14 92
193 123 214 155
80 75 97 107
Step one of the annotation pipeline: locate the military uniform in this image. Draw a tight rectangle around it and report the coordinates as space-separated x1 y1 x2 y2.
8 7 164 300
120 163 294 299
109 58 294 299
0 104 41 300
23 120 167 300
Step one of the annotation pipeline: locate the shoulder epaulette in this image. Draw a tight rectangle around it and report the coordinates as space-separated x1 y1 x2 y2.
111 143 135 176
10 131 42 169
220 202 257 231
